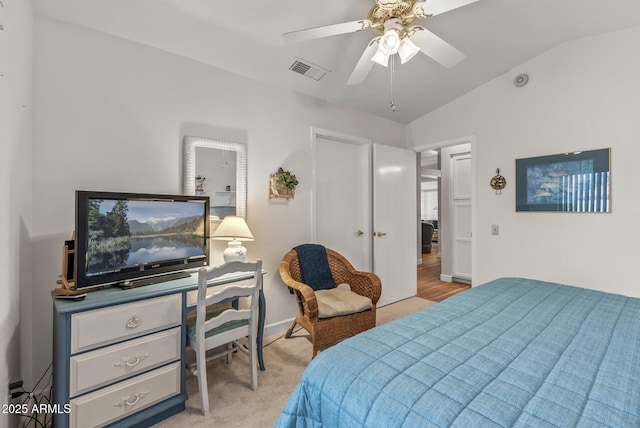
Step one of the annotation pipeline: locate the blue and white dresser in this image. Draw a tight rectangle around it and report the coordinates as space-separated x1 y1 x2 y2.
52 270 265 427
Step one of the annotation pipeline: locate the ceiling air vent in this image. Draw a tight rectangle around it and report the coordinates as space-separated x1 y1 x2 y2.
289 58 330 81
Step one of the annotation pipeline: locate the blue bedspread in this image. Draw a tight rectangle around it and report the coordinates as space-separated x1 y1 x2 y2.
276 278 640 427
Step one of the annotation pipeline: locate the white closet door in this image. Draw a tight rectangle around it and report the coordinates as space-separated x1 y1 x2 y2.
314 134 371 271
373 144 417 306
314 135 417 306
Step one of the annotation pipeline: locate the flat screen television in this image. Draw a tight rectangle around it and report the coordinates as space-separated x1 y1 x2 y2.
75 191 210 289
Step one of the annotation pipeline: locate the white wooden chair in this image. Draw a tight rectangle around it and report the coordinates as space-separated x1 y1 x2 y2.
186 260 262 416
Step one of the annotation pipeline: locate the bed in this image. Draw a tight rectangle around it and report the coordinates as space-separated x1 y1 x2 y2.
276 277 640 427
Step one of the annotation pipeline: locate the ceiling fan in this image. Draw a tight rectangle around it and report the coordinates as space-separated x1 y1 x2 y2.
284 0 480 85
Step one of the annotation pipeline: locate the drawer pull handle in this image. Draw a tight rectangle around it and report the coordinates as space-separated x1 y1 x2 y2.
113 391 148 408
126 314 142 329
114 352 149 368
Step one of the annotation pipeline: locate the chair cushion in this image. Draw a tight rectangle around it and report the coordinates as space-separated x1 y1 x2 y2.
315 287 372 319
294 244 335 291
186 306 249 343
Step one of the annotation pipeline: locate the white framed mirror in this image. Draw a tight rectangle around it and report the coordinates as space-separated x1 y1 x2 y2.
183 136 247 223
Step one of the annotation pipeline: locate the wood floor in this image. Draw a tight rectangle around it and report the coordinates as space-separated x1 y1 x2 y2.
416 247 470 302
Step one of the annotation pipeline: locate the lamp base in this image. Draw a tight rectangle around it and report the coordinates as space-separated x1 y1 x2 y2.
223 240 247 262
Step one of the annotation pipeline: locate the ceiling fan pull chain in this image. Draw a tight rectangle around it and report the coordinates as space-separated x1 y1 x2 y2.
390 54 396 112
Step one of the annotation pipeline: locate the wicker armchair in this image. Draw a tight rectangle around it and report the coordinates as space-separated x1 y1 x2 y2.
279 247 382 357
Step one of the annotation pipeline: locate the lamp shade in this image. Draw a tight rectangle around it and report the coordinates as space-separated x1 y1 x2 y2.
371 48 390 67
212 216 254 241
398 37 420 64
378 28 401 56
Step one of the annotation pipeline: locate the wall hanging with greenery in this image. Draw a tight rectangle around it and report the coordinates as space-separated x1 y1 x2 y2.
269 167 298 200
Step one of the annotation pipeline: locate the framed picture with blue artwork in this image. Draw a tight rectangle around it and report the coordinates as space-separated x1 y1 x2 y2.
515 148 610 212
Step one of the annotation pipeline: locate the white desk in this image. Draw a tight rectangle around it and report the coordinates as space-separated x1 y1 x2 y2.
52 271 265 428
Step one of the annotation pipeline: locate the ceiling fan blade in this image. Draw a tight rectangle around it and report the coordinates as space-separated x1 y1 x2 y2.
411 27 465 68
283 20 371 44
347 38 380 85
419 0 480 16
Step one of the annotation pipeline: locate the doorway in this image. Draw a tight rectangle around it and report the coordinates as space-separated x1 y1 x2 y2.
413 136 475 288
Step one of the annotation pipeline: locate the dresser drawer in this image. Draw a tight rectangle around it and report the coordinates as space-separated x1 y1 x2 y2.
69 327 181 397
71 294 182 354
69 362 181 428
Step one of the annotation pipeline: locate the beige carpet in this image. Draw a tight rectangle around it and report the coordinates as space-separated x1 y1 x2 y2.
154 297 435 428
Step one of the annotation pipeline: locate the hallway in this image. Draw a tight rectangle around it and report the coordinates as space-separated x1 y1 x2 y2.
416 248 470 302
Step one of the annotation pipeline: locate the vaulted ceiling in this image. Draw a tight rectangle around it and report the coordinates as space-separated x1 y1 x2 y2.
32 0 640 124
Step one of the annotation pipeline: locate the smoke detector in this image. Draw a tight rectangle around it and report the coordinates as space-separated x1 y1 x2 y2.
514 73 529 87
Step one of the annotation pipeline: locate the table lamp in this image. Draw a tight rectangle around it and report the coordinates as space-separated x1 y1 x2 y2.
212 216 254 262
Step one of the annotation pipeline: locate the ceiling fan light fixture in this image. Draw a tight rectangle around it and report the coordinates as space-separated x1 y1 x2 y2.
398 37 420 64
371 48 390 67
284 0 477 88
378 28 401 55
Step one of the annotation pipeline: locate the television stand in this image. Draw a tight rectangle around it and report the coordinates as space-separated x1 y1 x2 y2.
119 271 191 289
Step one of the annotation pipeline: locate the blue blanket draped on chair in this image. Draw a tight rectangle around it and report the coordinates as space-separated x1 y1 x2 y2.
293 244 335 291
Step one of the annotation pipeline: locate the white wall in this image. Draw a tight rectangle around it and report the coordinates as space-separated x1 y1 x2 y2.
409 26 640 297
0 0 33 424
31 16 407 381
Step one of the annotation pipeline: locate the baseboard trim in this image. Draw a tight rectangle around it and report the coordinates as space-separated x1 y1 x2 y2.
264 318 295 338
440 274 453 282
453 276 472 285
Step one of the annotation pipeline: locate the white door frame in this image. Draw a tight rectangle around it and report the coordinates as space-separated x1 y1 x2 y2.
311 127 372 270
412 135 476 286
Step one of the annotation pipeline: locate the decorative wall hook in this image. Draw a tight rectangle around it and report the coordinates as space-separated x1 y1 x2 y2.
490 168 507 195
